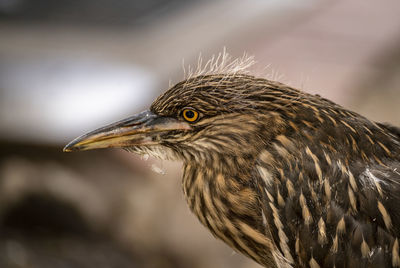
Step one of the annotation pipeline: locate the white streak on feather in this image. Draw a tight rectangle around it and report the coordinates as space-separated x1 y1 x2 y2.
359 168 386 197
126 146 176 160
258 165 274 186
273 251 294 268
269 202 294 264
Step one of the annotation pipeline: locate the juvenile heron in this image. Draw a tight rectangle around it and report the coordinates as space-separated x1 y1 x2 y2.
64 56 400 268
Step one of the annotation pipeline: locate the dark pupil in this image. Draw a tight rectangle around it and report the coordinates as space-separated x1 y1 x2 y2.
185 110 195 118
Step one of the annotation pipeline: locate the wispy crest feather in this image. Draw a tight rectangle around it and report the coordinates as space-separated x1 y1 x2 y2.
183 48 255 80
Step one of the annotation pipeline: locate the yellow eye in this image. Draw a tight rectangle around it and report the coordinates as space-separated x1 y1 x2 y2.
182 108 199 122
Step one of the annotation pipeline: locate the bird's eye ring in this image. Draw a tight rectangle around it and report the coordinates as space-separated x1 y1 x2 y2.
182 108 199 122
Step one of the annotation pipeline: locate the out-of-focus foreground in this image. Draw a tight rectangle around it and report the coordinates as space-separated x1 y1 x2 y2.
1 1 400 267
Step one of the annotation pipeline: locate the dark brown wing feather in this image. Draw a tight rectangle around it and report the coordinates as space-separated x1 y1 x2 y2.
255 115 400 267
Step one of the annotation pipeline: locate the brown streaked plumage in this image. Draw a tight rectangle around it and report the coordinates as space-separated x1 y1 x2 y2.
64 60 400 267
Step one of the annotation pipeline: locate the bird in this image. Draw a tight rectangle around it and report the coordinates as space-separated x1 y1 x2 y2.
64 53 400 268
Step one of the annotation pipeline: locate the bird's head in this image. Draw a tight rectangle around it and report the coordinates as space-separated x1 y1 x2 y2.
64 74 288 165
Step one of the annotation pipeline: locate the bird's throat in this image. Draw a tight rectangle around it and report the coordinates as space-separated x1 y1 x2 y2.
182 163 278 267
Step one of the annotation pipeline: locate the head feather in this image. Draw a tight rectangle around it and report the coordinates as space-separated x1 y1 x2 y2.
183 47 255 80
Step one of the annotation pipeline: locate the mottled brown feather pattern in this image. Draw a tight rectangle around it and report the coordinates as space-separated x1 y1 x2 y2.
144 73 400 267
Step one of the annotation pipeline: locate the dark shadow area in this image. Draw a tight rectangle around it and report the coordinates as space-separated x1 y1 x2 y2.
0 0 203 28
1 193 92 237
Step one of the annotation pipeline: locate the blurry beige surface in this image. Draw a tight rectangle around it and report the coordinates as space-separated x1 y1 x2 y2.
1 0 400 267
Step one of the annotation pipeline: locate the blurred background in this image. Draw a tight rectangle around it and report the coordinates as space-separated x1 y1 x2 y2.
1 0 400 267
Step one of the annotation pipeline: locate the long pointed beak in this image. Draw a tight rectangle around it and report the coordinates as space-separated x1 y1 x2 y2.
63 110 191 152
